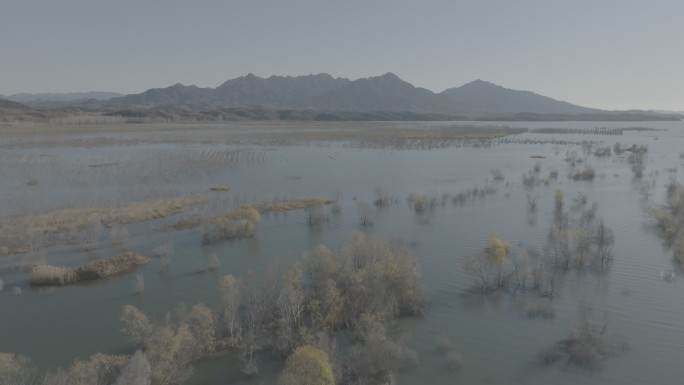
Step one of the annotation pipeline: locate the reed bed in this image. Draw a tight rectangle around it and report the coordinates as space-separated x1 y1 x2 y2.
29 252 150 286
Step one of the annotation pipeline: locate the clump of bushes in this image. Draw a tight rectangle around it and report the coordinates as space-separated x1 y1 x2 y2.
120 303 215 384
201 205 260 244
408 193 437 213
644 206 679 240
540 306 615 370
460 231 512 293
491 168 504 181
278 345 334 385
593 146 611 157
29 252 150 286
570 165 596 181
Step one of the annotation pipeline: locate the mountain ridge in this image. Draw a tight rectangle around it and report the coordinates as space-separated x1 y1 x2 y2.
3 74 681 121
102 73 610 118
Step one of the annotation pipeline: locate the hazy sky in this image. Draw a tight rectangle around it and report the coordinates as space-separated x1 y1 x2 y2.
1 0 682 110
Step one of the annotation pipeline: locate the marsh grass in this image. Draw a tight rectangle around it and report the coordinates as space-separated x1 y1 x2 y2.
30 252 150 286
254 198 334 214
2 196 208 250
210 184 231 192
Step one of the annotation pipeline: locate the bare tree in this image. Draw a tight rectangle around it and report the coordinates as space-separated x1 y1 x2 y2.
357 202 373 227
114 350 151 385
219 275 241 344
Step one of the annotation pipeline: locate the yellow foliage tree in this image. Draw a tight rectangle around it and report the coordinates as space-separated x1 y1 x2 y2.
278 345 334 385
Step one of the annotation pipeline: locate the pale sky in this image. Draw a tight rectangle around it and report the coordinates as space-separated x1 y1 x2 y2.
1 0 682 110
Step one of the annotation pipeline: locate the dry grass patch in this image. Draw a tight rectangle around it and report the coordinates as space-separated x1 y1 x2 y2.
30 252 150 286
2 197 208 247
253 198 334 213
209 184 231 192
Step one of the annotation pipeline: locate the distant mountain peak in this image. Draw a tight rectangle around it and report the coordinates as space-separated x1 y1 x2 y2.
461 79 503 89
379 72 400 79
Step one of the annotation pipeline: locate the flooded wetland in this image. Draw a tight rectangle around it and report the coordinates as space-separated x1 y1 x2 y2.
1 120 684 385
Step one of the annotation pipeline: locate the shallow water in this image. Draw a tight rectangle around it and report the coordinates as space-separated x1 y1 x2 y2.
1 121 683 384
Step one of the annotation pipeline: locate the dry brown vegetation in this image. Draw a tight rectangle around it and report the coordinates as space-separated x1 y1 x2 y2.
0 197 207 252
253 198 334 214
209 184 230 192
201 206 261 244
29 252 149 286
0 352 34 385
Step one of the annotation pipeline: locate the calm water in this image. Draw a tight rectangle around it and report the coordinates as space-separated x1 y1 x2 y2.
1 121 683 384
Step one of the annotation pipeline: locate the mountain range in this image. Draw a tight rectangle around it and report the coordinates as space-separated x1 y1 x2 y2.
2 74 681 121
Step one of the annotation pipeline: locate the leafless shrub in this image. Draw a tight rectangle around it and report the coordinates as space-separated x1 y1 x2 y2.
331 191 342 215
522 171 537 188
565 150 581 166
570 165 596 181
82 217 103 250
108 223 129 246
154 240 173 271
133 273 144 295
527 298 555 319
66 353 127 385
435 334 453 352
491 168 504 181
357 202 373 227
461 231 511 293
113 350 151 385
592 220 614 269
373 186 392 208
541 305 612 370
548 168 559 180
408 193 437 213
207 253 221 271
445 352 463 372
526 192 538 213
306 206 329 227
613 142 624 155
593 146 611 157
347 315 419 384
